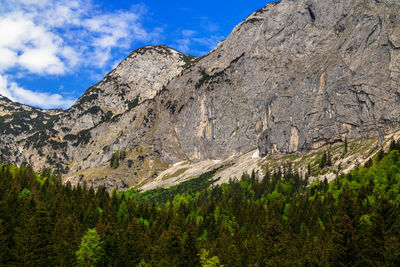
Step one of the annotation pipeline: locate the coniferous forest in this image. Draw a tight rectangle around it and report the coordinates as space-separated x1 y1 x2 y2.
1 141 400 266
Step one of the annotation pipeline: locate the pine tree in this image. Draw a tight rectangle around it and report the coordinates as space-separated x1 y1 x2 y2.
330 214 359 266
326 151 332 166
389 139 397 151
53 215 80 266
30 204 55 266
181 224 200 267
330 190 361 266
110 150 120 169
261 217 287 266
0 219 9 265
371 196 400 265
96 222 119 266
151 228 182 266
120 220 146 265
364 157 373 168
377 149 385 162
319 152 327 168
13 199 38 266
13 217 36 266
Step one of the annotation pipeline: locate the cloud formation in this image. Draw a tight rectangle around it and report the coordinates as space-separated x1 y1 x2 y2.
0 75 75 109
0 0 162 109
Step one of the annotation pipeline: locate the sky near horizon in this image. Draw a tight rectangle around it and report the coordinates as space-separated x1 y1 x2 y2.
0 0 271 109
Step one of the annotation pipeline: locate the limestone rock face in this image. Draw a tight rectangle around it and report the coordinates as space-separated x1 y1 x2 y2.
1 0 400 190
156 0 400 159
55 45 187 134
0 46 188 189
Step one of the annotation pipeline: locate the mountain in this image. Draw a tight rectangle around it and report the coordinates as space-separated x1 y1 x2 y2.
1 0 400 190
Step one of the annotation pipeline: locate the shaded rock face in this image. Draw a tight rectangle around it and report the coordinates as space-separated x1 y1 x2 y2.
1 0 400 190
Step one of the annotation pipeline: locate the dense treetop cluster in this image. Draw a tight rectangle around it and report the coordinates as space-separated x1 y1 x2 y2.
1 140 400 266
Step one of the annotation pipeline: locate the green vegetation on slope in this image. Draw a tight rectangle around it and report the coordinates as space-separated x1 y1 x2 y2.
0 139 400 266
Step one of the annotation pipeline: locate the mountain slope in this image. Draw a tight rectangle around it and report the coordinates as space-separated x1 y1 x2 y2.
153 0 400 162
0 46 190 189
0 0 400 190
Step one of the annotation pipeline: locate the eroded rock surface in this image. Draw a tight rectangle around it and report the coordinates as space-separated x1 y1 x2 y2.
1 0 400 190
158 0 400 160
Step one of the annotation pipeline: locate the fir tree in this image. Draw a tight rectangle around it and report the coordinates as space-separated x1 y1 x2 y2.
0 220 9 265
30 204 55 266
181 224 200 267
151 228 182 266
371 196 400 265
319 152 328 168
331 214 359 266
52 215 80 266
119 220 146 265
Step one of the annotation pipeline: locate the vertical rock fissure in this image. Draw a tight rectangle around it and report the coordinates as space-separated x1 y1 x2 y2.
307 6 316 22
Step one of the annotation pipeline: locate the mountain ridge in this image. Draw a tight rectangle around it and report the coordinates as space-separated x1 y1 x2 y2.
1 0 400 190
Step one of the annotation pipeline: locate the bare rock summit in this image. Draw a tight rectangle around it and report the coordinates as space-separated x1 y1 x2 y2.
1 0 400 190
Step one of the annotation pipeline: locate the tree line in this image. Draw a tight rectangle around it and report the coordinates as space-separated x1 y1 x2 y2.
0 140 400 266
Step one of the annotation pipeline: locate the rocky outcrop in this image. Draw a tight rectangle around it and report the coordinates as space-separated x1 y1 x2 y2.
0 46 189 188
154 0 400 160
0 0 400 190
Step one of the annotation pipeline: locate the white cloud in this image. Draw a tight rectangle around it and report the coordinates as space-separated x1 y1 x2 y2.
0 0 162 109
0 75 75 109
19 49 65 75
0 0 161 72
0 48 17 70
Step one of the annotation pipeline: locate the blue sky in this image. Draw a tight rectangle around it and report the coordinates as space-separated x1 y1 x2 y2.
0 0 271 109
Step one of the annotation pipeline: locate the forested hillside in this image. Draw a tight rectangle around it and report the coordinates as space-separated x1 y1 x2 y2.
1 140 400 266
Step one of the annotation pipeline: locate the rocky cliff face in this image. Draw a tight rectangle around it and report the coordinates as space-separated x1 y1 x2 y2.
0 46 189 189
156 0 400 161
0 0 399 190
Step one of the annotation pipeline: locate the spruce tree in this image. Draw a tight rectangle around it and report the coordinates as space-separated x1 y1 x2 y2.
121 220 146 265
181 225 200 267
0 220 9 265
151 228 182 266
319 152 327 168
330 189 361 266
52 215 80 266
30 204 55 266
13 199 37 266
371 196 400 265
330 214 359 266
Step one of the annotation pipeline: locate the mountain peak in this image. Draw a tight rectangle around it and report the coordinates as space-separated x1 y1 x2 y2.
0 0 400 191
129 45 185 57
0 94 12 103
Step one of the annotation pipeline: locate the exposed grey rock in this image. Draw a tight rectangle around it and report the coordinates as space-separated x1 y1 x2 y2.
0 46 188 189
155 0 400 159
1 0 400 190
